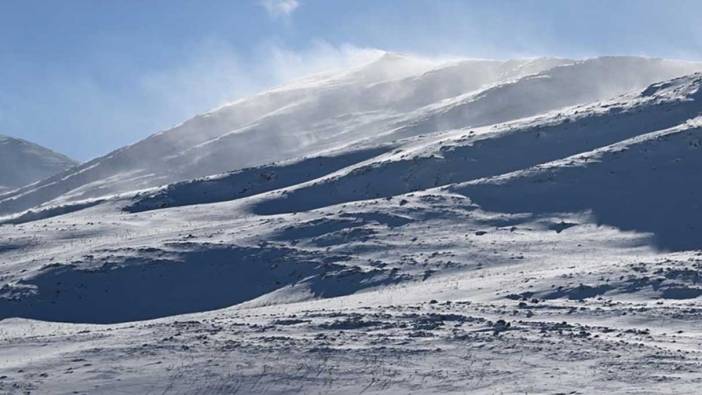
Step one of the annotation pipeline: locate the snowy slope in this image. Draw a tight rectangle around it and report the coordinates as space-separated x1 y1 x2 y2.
3 65 702 393
2 72 702 318
2 55 701 216
454 117 702 252
244 73 702 217
0 134 77 193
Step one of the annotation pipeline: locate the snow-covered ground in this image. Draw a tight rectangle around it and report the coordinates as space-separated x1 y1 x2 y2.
2 55 702 393
2 54 700 215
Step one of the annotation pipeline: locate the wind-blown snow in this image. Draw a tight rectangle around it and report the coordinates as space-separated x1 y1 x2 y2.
2 56 702 393
2 54 700 216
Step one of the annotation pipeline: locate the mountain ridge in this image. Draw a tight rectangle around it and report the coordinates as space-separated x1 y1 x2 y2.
2 55 701 216
0 134 77 193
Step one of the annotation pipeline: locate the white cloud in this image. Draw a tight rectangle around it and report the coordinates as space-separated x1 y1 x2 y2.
260 0 300 17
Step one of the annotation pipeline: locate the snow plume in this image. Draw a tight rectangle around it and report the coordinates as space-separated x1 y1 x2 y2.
43 41 384 160
263 42 384 82
260 0 300 17
139 40 386 123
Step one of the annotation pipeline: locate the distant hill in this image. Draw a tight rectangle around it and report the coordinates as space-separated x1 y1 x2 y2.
0 134 77 193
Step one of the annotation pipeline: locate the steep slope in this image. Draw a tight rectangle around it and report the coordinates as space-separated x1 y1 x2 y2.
0 55 563 213
378 56 702 142
4 72 702 394
249 73 702 218
1 71 699 322
453 117 702 251
2 74 702 320
0 134 77 192
3 55 700 216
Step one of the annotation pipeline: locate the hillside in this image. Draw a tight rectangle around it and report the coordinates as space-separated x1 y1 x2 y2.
2 64 702 393
0 134 77 193
1 55 701 216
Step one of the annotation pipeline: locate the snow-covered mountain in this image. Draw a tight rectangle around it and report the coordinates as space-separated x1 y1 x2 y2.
1 54 700 215
3 56 702 393
0 134 77 193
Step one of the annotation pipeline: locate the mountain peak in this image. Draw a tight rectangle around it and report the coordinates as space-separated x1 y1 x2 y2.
344 51 439 84
0 134 77 191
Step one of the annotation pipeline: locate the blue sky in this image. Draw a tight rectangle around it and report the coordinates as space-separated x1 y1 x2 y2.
2 0 702 160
